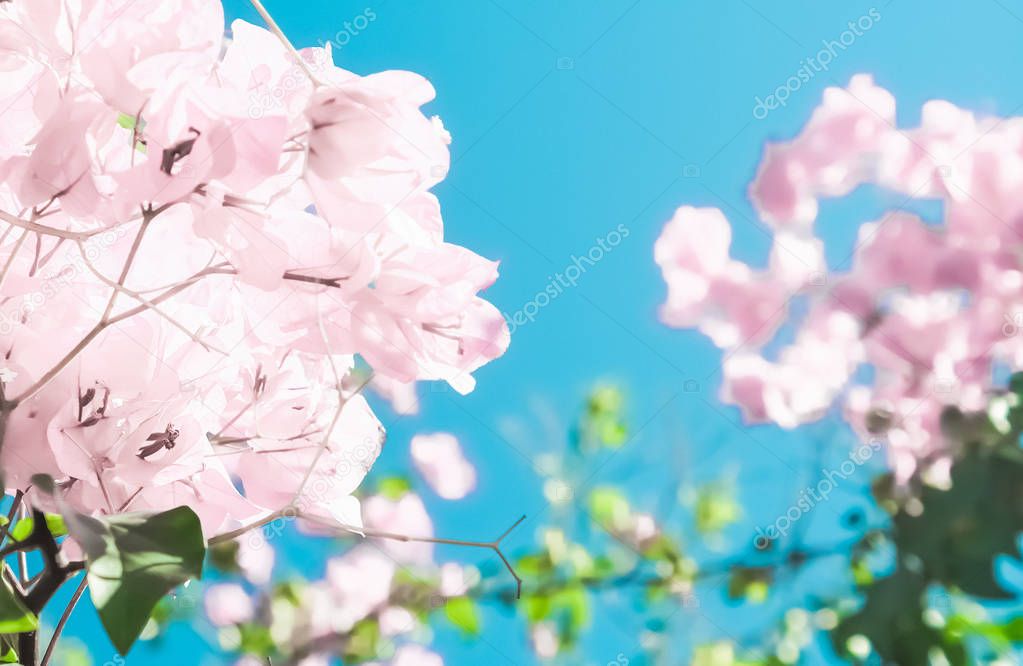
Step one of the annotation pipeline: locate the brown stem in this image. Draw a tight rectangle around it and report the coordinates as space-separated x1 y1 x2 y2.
39 575 88 666
306 512 527 598
8 510 85 666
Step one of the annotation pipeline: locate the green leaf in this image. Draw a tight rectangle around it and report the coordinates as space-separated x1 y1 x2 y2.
343 618 379 663
9 513 67 542
582 387 629 448
377 476 411 500
894 448 1023 598
7 520 30 542
237 623 275 657
832 568 967 666
998 616 1023 641
515 553 551 578
695 482 741 534
588 386 623 415
588 487 630 530
0 635 16 664
552 584 589 631
444 596 480 635
727 567 772 604
206 540 241 575
272 581 303 606
0 577 36 633
116 113 137 130
45 513 67 538
73 506 205 654
522 593 551 622
851 558 874 587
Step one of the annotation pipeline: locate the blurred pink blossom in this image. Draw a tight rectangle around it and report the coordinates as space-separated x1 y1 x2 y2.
410 433 477 500
657 74 1023 482
204 583 254 627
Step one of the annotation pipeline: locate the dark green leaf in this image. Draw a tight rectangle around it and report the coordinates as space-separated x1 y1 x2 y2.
833 568 966 666
73 506 205 654
894 449 1023 598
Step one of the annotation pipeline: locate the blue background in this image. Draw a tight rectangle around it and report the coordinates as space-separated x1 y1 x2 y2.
54 0 1023 663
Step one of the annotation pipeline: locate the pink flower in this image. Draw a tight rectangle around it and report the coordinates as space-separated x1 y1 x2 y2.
236 534 275 586
324 546 395 631
439 562 471 597
410 433 477 500
369 375 420 415
657 73 1023 478
204 584 254 627
378 606 417 637
0 6 508 543
362 493 434 564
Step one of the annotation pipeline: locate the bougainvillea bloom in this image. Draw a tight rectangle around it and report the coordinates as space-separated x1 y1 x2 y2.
657 74 1023 483
0 0 508 541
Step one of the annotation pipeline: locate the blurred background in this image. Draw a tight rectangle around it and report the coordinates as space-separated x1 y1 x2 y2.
54 1 1023 663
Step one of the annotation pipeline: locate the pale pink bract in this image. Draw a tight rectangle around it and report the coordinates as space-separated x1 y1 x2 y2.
657 74 1023 482
0 0 508 539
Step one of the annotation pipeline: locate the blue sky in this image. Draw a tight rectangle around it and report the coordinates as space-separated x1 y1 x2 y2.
53 1 1023 663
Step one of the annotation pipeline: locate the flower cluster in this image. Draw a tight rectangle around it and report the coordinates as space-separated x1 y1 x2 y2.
657 74 1023 482
206 490 470 666
0 0 508 537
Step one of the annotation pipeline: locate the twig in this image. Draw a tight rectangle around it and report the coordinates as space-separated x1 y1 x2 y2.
14 510 86 665
99 211 150 323
0 491 23 546
308 512 528 599
211 511 528 598
292 311 373 501
0 210 109 242
39 575 87 666
9 263 233 406
247 0 322 85
16 503 27 584
208 507 289 546
74 239 229 355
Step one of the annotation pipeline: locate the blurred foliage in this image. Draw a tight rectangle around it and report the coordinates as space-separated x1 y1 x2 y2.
206 381 1023 665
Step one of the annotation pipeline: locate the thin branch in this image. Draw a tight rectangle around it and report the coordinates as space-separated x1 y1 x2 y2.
212 510 528 597
306 512 528 599
16 503 27 584
0 210 109 242
292 311 372 501
39 575 87 666
282 271 346 288
0 228 29 292
495 514 526 543
476 530 886 604
208 507 289 546
9 263 233 406
75 240 229 355
0 491 23 546
247 0 322 85
99 212 150 323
